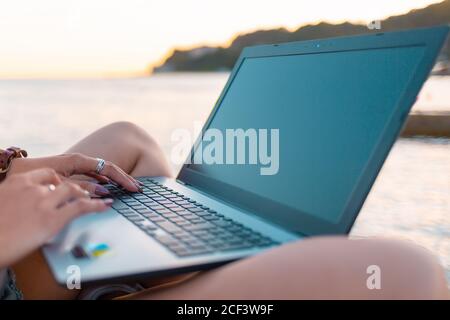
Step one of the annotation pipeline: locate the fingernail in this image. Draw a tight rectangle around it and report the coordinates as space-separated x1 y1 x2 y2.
95 185 110 197
103 198 114 206
133 179 144 187
133 181 143 192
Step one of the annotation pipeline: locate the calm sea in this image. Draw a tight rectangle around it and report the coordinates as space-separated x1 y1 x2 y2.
0 73 449 283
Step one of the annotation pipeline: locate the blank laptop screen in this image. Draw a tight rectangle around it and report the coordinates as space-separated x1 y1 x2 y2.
188 45 425 223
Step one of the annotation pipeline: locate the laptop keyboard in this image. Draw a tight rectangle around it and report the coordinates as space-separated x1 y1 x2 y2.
106 178 278 257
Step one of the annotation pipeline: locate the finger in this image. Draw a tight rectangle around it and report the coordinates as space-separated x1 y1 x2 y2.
47 182 90 207
97 161 139 192
84 173 111 184
71 180 111 197
55 198 113 228
25 168 62 186
106 165 143 185
115 167 144 186
68 154 140 192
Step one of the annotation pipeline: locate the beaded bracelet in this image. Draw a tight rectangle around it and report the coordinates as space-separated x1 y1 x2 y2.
0 147 28 182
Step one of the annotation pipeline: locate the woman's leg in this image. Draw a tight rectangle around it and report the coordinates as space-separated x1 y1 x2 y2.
13 122 173 299
126 236 448 300
65 121 172 178
14 122 449 300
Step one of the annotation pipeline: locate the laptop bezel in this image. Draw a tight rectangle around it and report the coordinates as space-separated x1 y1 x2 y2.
177 25 449 236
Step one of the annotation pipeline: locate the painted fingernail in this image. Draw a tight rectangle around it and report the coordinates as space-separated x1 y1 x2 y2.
95 185 110 197
133 181 143 192
133 179 144 187
103 198 114 206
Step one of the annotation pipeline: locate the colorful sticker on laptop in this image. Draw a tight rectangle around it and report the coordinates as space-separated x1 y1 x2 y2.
85 243 111 258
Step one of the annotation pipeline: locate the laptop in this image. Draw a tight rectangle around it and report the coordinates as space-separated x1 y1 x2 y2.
44 25 449 285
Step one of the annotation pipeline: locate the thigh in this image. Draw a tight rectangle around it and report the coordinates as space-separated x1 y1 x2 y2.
12 250 78 300
66 121 172 178
126 236 448 300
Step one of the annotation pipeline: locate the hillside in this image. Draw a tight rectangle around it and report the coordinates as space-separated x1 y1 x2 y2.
153 0 450 73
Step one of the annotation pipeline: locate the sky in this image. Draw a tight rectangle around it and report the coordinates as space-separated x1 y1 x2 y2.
0 0 442 78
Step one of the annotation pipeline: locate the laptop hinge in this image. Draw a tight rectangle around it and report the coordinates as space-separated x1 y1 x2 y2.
176 181 299 236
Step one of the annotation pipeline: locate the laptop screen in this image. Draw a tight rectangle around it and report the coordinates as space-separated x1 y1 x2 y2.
185 45 425 226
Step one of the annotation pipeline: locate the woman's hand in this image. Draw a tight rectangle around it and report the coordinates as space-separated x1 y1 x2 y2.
8 153 142 196
0 169 113 268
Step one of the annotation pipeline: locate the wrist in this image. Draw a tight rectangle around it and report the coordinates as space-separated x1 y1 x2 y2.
6 157 27 177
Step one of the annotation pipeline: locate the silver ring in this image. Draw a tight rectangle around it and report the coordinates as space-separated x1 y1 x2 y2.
48 184 56 192
95 158 106 174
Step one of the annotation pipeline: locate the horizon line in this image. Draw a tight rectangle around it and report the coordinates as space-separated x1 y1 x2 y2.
2 0 443 79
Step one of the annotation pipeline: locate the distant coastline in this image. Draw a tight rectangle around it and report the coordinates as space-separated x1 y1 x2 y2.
152 0 450 74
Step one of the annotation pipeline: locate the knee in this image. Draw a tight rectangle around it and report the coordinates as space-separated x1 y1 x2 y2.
329 237 448 299
102 121 171 177
373 239 448 299
104 121 158 149
276 237 448 299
